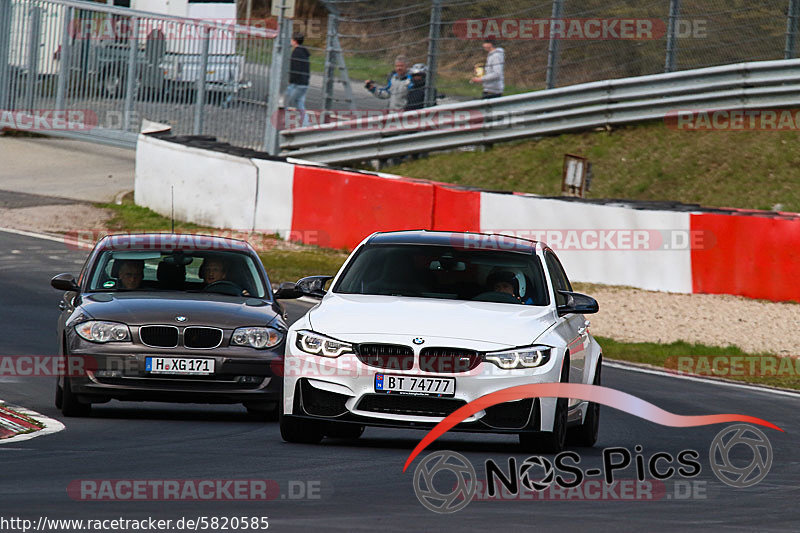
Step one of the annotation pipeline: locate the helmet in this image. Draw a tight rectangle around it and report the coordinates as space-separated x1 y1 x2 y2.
486 270 520 297
409 63 427 76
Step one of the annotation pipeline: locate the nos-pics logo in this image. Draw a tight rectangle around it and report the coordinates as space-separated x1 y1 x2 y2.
412 424 773 513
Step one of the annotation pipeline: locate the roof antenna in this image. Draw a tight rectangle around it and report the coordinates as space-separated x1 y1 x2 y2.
171 185 175 233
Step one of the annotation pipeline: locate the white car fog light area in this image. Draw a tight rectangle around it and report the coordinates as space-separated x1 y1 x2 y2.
75 321 131 343
482 346 551 370
231 327 283 349
295 330 354 358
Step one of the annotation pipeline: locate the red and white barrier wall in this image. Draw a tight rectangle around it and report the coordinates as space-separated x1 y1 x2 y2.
136 134 800 302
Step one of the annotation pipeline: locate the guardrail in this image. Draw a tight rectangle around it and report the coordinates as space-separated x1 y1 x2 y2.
279 58 800 164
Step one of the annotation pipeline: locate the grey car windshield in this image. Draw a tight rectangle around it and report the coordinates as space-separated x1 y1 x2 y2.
334 244 549 305
87 250 267 298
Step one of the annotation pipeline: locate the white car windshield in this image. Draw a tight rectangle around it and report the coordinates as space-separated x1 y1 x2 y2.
334 244 549 305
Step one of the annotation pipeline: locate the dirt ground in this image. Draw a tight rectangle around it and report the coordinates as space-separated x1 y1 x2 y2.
1 203 796 355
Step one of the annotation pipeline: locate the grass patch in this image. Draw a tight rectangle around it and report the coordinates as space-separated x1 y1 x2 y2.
99 200 347 284
595 336 800 390
389 121 800 213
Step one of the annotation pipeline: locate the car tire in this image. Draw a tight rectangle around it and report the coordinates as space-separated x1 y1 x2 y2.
519 357 569 454
245 403 279 422
279 398 323 444
54 380 63 410
324 422 365 440
61 377 91 417
568 359 601 447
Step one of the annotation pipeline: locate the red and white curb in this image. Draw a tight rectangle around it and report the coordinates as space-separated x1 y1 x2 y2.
0 401 64 444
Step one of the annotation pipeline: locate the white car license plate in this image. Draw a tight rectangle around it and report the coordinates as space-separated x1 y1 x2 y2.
145 357 214 375
375 374 455 397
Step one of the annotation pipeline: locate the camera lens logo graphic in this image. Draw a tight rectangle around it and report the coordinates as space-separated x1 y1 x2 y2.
709 424 772 488
413 451 477 514
519 456 555 491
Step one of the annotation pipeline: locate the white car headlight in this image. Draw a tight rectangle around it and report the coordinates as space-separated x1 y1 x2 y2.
231 327 283 349
295 330 353 358
483 345 551 369
76 321 131 343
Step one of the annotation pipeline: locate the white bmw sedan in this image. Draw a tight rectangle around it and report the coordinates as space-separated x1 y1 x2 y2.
278 230 602 452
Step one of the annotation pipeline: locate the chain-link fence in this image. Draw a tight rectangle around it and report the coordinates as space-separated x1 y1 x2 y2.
4 0 800 152
318 0 800 106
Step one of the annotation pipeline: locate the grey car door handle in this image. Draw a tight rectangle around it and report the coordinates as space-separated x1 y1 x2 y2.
577 320 590 335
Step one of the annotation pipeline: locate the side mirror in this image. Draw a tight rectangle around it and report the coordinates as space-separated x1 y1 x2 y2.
557 290 598 316
51 273 79 292
274 281 301 300
295 275 333 298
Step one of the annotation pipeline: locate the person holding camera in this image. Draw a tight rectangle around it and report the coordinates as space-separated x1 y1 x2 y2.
365 55 411 111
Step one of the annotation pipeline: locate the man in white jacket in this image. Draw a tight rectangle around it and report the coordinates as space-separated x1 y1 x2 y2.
471 39 505 98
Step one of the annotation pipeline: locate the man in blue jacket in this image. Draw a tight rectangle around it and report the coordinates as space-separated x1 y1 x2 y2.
365 55 411 111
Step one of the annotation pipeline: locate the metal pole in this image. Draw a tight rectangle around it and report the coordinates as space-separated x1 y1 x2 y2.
123 17 139 132
424 0 441 107
785 0 800 59
264 2 287 154
55 6 73 114
25 5 42 111
280 18 293 95
0 0 13 110
245 0 253 23
545 0 564 89
665 0 681 72
322 11 337 113
193 25 211 134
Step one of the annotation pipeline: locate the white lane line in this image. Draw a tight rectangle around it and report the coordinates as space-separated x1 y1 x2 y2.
606 359 800 399
0 403 65 444
0 226 67 244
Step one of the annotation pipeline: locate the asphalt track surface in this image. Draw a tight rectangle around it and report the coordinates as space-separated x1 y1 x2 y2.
0 229 798 532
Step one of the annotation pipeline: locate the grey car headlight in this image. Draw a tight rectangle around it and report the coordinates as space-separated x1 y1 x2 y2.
75 321 131 343
295 330 353 358
231 327 283 349
482 345 551 369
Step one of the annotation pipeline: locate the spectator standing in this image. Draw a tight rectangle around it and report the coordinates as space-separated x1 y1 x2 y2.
404 63 430 111
365 55 411 111
471 39 505 98
286 32 310 126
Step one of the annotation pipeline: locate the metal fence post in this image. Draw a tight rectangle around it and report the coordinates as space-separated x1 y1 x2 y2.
25 5 42 111
55 6 73 115
0 0 13 110
264 5 288 154
425 0 442 107
193 25 211 135
665 0 681 72
322 10 338 113
123 17 139 132
785 0 800 59
545 0 564 89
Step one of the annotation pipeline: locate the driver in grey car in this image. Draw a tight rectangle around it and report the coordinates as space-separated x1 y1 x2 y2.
201 258 249 296
201 258 228 285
